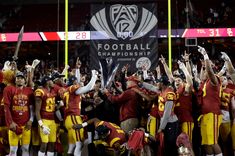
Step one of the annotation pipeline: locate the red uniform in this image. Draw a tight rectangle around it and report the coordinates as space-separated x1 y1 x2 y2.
61 85 82 118
175 85 193 123
4 86 34 126
158 87 176 117
96 121 126 147
149 104 160 119
200 78 222 145
201 79 221 114
221 87 234 111
34 87 57 120
106 87 140 122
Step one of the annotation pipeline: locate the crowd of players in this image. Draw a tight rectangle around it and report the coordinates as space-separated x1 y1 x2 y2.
0 45 235 156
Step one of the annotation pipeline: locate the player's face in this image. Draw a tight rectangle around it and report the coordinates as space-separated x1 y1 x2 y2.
94 82 101 91
47 80 54 87
72 79 79 85
15 76 26 87
174 77 183 89
221 76 228 87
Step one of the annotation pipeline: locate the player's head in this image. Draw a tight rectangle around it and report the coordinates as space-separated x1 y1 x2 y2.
221 75 228 87
67 75 78 86
159 75 170 87
51 71 65 85
15 71 26 87
95 125 110 139
41 75 53 87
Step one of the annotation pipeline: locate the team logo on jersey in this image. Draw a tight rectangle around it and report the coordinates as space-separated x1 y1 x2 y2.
90 4 157 40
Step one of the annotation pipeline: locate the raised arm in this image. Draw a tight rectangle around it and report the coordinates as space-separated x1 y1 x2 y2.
74 57 81 83
75 70 98 95
178 60 193 93
221 52 235 83
192 64 201 84
155 65 161 80
198 46 218 85
142 82 160 94
159 55 174 83
181 51 192 76
217 64 226 77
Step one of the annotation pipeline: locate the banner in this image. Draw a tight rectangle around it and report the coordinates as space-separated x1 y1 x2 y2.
90 3 158 72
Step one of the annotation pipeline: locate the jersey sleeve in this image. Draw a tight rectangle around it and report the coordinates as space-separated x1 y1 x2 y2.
68 85 80 94
3 86 14 127
166 92 175 101
34 88 44 99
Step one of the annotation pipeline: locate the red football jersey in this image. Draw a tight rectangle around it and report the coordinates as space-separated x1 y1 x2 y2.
96 121 126 147
34 87 57 120
149 103 160 119
220 87 234 111
175 85 193 123
201 78 221 115
4 86 34 126
158 87 176 117
61 85 82 118
107 88 139 122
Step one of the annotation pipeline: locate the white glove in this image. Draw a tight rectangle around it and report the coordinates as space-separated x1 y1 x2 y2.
3 61 11 71
221 52 231 62
91 70 98 76
198 46 209 60
197 46 207 55
41 125 51 135
38 120 50 135
58 100 64 107
177 60 185 70
25 64 32 72
32 59 40 69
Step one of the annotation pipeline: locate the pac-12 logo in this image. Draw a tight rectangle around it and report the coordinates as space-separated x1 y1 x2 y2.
90 4 157 40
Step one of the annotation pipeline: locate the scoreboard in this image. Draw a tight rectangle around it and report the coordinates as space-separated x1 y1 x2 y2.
0 28 234 42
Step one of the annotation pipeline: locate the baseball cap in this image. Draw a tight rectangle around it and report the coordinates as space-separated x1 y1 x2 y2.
51 72 65 81
95 125 110 136
67 75 77 86
15 71 25 78
41 76 52 85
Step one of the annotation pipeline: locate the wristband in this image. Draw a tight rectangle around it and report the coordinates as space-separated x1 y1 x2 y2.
203 54 209 60
82 122 88 127
38 120 43 127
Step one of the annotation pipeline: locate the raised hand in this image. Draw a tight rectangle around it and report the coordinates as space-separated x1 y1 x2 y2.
159 55 166 64
181 50 191 62
91 70 99 76
197 46 207 55
25 61 32 72
76 57 81 68
32 59 40 68
3 61 11 71
221 52 231 62
177 60 185 70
